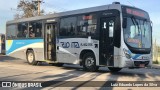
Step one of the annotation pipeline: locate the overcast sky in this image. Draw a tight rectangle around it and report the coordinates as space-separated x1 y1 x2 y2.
0 0 160 43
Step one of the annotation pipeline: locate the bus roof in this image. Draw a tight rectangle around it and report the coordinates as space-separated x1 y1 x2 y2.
7 2 147 24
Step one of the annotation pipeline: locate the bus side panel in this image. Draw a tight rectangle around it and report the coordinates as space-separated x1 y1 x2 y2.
56 38 83 64
6 39 44 61
56 38 99 65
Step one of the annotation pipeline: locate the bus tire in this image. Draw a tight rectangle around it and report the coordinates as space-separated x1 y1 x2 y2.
83 52 99 72
108 67 122 72
27 50 38 65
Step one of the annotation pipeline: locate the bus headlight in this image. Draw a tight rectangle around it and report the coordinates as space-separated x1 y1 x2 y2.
123 49 131 59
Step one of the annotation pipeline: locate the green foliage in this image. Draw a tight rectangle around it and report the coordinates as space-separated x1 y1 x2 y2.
153 60 159 64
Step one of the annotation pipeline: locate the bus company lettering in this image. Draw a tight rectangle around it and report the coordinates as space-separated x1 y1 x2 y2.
61 42 94 48
61 42 80 48
81 43 93 46
16 42 25 45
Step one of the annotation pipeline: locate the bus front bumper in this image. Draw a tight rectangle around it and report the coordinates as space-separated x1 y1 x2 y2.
119 56 152 68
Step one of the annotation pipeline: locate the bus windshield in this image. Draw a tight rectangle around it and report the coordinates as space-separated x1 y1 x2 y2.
123 17 151 49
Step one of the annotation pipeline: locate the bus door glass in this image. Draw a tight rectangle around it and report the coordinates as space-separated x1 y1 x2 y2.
45 23 57 61
100 17 115 66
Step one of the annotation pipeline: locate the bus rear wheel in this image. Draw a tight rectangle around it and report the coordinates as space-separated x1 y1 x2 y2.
108 67 122 72
83 52 99 72
27 50 38 65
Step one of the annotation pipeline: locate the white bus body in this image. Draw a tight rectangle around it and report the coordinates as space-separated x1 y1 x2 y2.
6 2 152 72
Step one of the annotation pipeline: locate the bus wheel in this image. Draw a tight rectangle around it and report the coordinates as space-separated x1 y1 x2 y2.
108 67 122 72
27 50 38 65
83 52 99 72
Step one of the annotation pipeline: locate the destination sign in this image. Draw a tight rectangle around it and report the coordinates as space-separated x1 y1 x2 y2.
126 8 145 17
122 6 149 19
83 15 92 20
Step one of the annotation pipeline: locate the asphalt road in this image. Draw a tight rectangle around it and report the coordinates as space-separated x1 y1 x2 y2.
0 55 160 90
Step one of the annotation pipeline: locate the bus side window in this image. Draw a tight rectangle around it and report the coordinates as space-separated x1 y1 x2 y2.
77 14 97 36
60 17 77 36
35 28 42 37
7 24 17 39
35 22 42 37
29 28 35 38
17 23 28 38
29 21 42 38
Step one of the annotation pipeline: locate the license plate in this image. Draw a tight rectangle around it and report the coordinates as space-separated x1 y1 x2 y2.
139 64 145 67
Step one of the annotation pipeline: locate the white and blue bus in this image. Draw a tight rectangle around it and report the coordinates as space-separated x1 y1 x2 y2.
6 2 152 72
0 34 5 54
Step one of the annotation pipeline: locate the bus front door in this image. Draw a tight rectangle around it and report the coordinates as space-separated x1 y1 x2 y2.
100 17 115 66
45 23 57 61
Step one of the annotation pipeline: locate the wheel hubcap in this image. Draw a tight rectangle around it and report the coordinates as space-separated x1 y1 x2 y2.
28 53 34 63
85 57 94 67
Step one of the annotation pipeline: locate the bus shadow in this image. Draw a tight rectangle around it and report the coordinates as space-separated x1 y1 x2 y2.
1 56 159 90
0 55 20 62
0 68 156 90
1 63 157 90
54 65 160 90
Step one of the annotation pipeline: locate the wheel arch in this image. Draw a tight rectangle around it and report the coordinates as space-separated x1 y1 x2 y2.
26 48 39 65
79 49 95 66
26 48 34 60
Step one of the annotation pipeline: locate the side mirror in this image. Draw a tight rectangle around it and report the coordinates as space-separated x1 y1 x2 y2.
123 18 127 28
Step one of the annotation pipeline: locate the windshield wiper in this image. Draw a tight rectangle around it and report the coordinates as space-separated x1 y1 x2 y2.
143 19 147 37
131 17 136 36
131 16 140 36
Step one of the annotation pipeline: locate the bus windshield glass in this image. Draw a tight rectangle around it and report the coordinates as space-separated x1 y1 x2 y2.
123 17 151 48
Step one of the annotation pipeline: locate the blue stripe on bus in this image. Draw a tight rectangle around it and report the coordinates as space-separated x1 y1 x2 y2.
132 54 141 60
6 39 43 54
127 49 142 60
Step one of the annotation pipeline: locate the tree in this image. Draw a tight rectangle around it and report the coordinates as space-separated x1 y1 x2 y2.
14 0 44 19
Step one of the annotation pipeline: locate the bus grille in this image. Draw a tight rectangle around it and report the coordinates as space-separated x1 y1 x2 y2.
134 61 150 67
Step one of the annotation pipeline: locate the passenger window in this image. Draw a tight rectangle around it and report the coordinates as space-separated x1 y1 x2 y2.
77 14 97 36
29 21 42 38
7 25 17 39
17 23 28 38
60 17 77 36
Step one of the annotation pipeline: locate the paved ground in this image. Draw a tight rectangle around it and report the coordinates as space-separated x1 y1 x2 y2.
0 55 160 90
